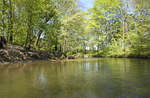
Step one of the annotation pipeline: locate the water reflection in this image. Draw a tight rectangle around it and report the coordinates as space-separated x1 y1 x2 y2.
38 73 47 88
0 59 150 98
94 62 99 72
83 61 100 72
84 62 90 72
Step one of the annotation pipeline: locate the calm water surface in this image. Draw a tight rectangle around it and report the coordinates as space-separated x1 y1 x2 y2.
0 58 150 98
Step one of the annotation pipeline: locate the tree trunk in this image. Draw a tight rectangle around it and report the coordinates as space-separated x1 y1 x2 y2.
34 17 49 47
119 8 126 56
25 10 33 49
34 30 43 47
123 19 125 52
1 0 6 36
8 0 13 44
0 36 7 49
25 27 32 49
34 12 55 48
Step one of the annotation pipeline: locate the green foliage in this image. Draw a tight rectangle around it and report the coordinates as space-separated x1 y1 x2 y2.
86 0 150 58
0 0 149 58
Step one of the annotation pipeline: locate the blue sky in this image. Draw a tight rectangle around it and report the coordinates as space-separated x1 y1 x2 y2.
78 0 94 11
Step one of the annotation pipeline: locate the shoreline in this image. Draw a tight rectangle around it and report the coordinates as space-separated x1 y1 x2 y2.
0 44 62 64
1 56 150 65
0 45 150 65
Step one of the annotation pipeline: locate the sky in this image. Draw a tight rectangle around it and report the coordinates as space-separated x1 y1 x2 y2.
78 0 94 11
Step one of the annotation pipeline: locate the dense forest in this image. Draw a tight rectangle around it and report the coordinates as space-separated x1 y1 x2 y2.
0 0 150 59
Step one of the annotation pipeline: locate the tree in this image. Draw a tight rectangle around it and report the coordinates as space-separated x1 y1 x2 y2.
87 0 150 57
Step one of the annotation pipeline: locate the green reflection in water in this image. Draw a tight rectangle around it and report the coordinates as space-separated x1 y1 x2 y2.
0 58 150 98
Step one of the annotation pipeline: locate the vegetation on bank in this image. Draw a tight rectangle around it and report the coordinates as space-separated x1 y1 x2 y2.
87 0 150 58
0 0 150 62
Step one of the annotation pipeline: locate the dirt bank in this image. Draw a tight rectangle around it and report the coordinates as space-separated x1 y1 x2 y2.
0 44 57 64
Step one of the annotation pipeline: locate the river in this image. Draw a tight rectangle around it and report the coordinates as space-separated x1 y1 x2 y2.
0 58 150 98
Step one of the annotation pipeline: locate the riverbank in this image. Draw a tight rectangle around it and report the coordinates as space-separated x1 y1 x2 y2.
1 44 150 64
0 44 61 64
91 52 150 59
92 55 150 59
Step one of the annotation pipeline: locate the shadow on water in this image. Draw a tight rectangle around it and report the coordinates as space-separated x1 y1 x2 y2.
0 58 150 98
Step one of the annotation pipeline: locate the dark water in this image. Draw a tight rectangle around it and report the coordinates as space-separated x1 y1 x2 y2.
0 58 150 98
